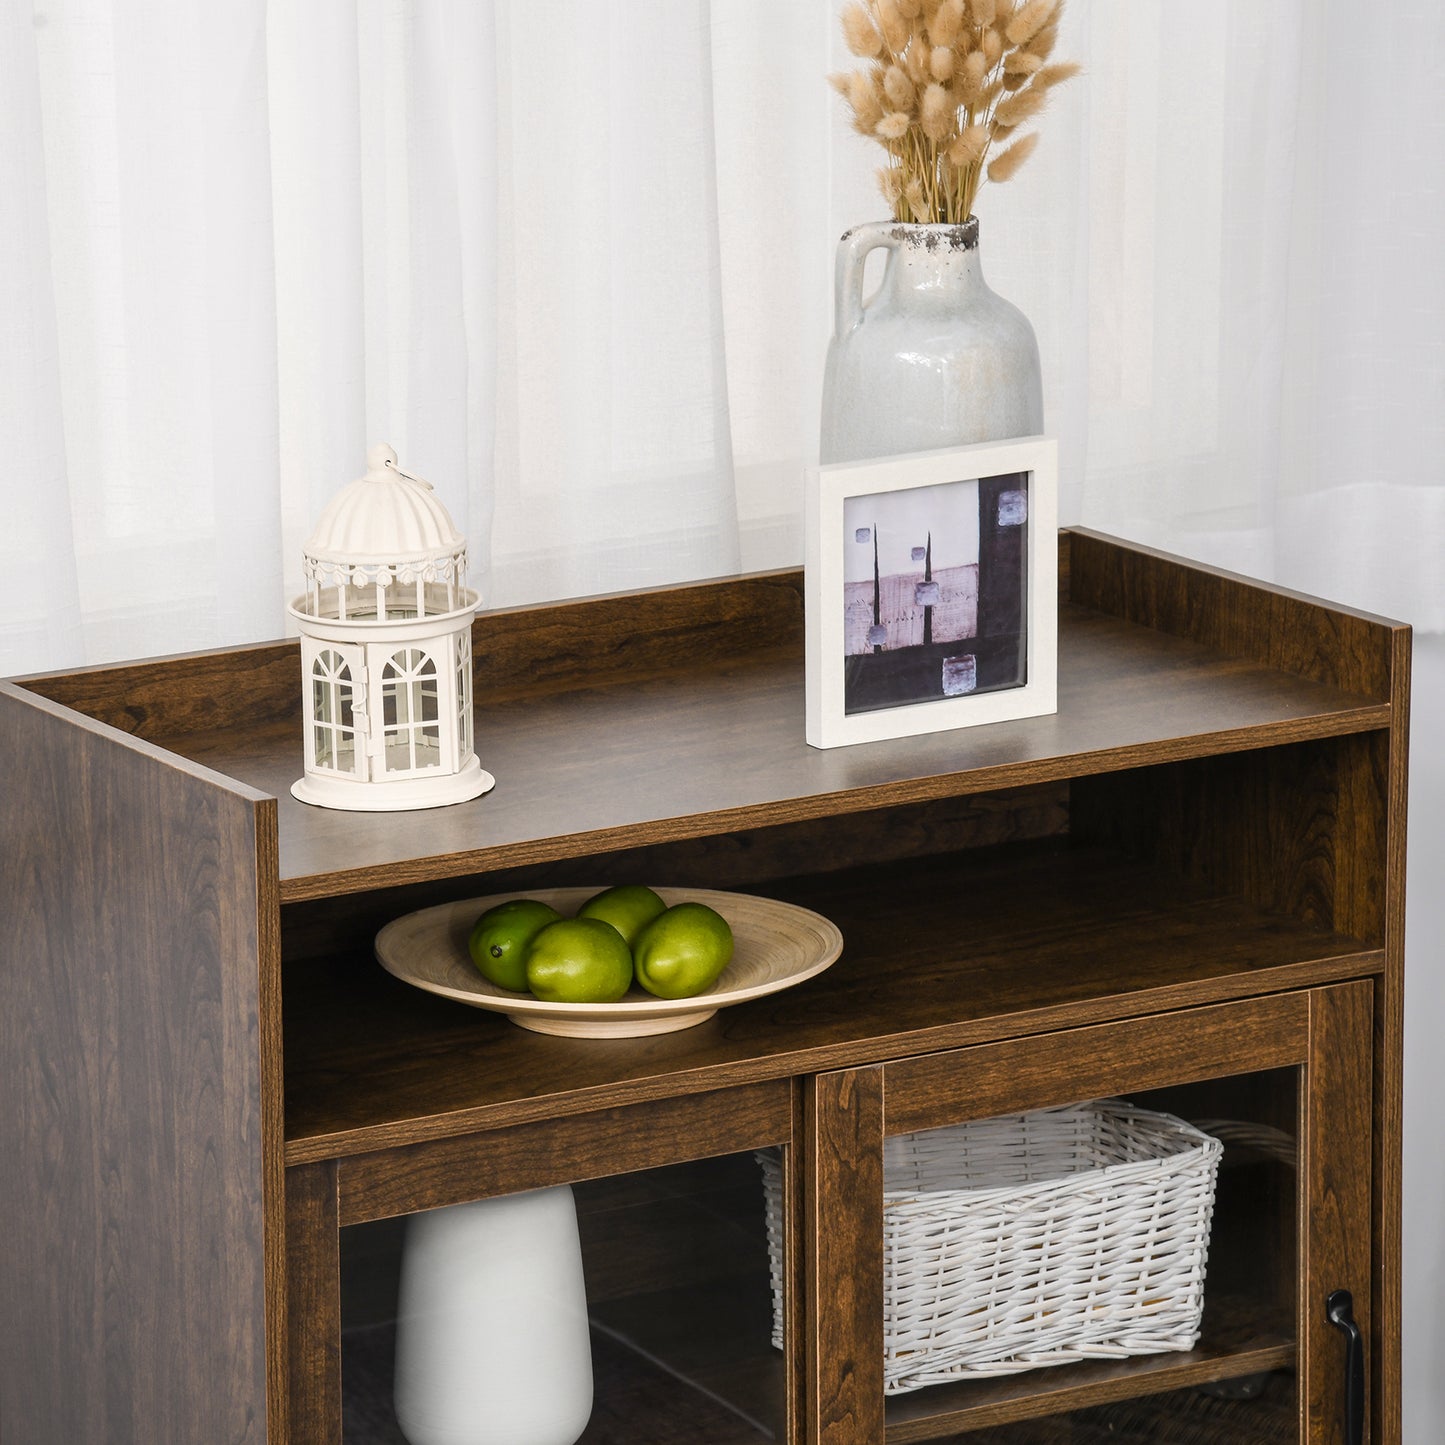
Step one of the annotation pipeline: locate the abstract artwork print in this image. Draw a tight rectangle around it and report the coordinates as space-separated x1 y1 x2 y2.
842 472 1028 716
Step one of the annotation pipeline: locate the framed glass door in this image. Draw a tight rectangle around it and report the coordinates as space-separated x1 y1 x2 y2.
806 985 1372 1445
287 1080 797 1445
336 1151 789 1444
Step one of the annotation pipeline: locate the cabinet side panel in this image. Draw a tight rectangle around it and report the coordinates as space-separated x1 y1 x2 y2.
0 686 277 1444
1374 627 1409 1444
1066 529 1397 699
1071 739 1387 944
16 639 300 741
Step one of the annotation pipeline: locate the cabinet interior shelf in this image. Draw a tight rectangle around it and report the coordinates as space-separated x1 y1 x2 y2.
883 1294 1293 1441
337 1282 1289 1445
282 841 1378 1163
602 1284 1296 1444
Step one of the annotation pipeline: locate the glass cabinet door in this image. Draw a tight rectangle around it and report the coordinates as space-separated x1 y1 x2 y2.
287 1081 797 1445
806 983 1373 1445
288 985 1372 1444
337 1152 788 1444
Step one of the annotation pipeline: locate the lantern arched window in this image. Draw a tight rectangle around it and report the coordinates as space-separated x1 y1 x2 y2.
287 444 494 811
310 649 361 776
381 648 442 774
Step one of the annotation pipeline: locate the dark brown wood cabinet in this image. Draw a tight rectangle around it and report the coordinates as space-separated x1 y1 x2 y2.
1 530 1408 1443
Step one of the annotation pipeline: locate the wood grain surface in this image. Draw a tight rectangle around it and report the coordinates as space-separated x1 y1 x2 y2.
281 843 1380 1163
0 683 283 1444
275 784 1071 968
1303 982 1374 1445
1065 527 1400 700
784 1080 807 1445
475 567 805 702
1072 741 1378 941
882 992 1310 1136
335 1080 791 1224
15 536 1398 911
1375 622 1411 1445
883 1294 1294 1441
804 1068 885 1445
179 603 1389 902
6 532 1407 1443
14 636 301 740
286 1162 341 1445
14 570 807 739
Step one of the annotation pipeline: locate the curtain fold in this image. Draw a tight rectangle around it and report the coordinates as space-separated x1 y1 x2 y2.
1056 1 1445 627
267 0 367 601
2 0 82 670
489 0 742 605
268 1 497 613
18 0 283 668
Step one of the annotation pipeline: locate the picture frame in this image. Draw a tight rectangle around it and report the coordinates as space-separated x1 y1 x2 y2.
805 436 1058 749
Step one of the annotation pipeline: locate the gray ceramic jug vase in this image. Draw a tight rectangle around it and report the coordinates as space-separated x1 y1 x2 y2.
820 218 1043 464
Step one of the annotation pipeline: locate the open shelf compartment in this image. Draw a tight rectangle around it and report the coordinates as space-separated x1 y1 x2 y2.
281 838 1377 1164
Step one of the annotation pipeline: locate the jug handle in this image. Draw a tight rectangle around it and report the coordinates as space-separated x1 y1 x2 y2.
834 223 901 336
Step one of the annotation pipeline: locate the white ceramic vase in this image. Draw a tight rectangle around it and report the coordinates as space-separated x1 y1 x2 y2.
820 218 1043 464
393 1185 594 1445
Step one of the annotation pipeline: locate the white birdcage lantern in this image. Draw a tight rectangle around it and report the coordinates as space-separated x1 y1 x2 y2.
288 443 494 811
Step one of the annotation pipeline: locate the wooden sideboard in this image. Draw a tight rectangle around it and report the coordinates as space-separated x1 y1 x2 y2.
1 530 1408 1443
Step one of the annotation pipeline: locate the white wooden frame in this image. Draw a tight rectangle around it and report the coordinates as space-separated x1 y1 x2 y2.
805 436 1058 749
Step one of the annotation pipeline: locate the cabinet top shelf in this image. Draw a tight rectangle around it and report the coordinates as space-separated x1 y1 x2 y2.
13 532 1401 902
230 602 1387 901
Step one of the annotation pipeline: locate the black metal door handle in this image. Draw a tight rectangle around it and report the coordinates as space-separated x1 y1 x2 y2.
1327 1288 1365 1445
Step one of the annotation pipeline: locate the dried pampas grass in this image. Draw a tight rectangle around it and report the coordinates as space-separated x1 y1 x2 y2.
1005 0 1055 46
830 0 1078 222
884 64 916 110
841 3 883 58
987 130 1040 181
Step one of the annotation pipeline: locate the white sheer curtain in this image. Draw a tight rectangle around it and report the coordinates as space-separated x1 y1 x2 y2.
266 1 498 619
3 0 775 672
4 0 1445 1427
1062 4 1445 629
10 0 1441 677
292 0 1445 620
4 0 282 668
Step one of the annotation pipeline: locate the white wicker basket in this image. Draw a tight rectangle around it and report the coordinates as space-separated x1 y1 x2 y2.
758 1100 1222 1394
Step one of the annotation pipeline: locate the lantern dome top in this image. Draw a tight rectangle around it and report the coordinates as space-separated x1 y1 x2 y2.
292 442 476 620
304 443 465 565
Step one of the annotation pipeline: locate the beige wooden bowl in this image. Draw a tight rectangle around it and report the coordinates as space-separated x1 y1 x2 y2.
375 887 844 1038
